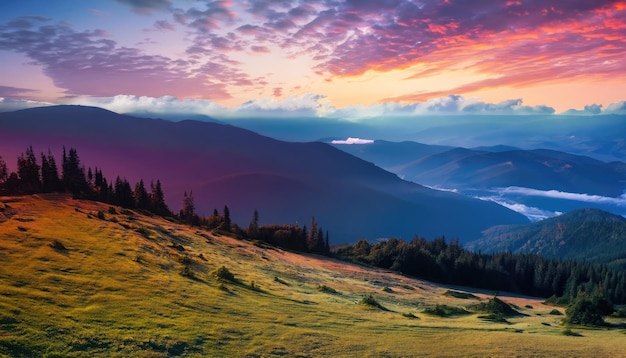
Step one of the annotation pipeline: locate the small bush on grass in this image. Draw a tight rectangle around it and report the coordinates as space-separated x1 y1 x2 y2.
423 304 470 317
318 285 339 294
359 294 387 311
467 297 521 317
50 240 68 252
214 266 236 282
444 290 478 300
402 312 419 319
549 309 563 316
96 210 106 220
382 286 393 293
612 307 626 318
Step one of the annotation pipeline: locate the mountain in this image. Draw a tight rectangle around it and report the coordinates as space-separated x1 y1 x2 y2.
334 143 626 198
6 194 617 357
466 208 626 264
0 105 528 243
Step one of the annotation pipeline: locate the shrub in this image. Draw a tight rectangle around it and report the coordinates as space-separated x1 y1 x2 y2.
612 307 626 318
274 277 289 286
467 297 520 317
359 294 387 310
444 290 478 300
50 240 68 252
97 210 106 220
423 304 470 317
108 206 117 215
478 313 510 324
564 296 607 326
215 266 236 282
382 286 393 293
402 312 419 319
562 328 583 337
549 309 563 316
318 285 339 294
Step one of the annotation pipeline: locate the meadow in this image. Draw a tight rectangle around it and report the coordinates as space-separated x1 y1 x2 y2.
0 194 624 357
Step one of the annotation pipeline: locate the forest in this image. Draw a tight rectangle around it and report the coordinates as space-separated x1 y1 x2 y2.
334 237 626 305
0 146 330 255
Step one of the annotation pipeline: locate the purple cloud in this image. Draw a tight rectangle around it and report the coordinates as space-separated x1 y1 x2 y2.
0 85 36 98
0 16 256 100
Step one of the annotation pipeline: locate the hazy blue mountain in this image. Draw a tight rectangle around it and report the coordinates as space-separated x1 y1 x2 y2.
0 105 528 243
466 208 626 264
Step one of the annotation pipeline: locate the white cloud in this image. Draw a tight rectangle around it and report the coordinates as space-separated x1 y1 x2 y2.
331 137 374 145
497 186 626 206
51 94 564 120
0 97 54 112
604 101 626 115
474 194 561 221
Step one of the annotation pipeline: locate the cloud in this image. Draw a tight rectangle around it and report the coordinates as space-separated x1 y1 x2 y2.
48 93 565 119
0 97 54 112
496 187 626 206
562 104 604 115
0 16 251 100
114 0 171 15
475 195 561 222
0 85 37 99
605 101 626 115
331 137 374 145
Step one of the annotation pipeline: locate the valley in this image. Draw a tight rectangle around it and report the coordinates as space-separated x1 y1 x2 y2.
1 194 625 357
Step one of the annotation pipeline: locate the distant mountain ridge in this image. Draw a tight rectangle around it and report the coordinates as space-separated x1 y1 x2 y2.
0 105 528 243
466 208 626 264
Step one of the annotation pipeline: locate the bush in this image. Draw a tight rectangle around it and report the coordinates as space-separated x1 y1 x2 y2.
317 285 339 294
423 304 470 317
612 307 626 318
562 328 583 337
564 296 607 326
215 266 236 282
467 297 520 317
108 206 117 215
444 290 478 300
549 309 563 316
97 210 106 220
359 294 387 310
50 240 68 252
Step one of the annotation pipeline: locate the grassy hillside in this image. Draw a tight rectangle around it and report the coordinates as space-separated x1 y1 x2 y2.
1 195 625 357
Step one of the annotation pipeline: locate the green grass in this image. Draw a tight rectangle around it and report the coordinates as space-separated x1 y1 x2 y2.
1 194 626 357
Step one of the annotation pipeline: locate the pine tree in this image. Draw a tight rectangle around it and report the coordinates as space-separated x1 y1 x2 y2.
17 145 41 194
62 147 89 196
247 209 259 238
0 155 7 184
220 205 231 231
306 216 318 252
180 190 196 224
149 179 171 216
133 179 150 210
40 150 61 193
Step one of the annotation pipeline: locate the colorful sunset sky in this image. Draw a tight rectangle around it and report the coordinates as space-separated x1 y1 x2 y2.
1 0 626 117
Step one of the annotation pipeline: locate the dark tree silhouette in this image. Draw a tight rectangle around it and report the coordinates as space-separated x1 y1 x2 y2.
220 205 231 231
41 150 62 193
62 147 89 197
17 145 41 194
247 209 259 239
133 179 150 210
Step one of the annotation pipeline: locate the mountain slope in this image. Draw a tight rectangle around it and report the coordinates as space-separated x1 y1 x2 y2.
466 208 626 263
0 105 528 242
1 194 624 357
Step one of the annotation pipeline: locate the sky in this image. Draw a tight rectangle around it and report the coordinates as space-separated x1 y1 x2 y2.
1 0 626 118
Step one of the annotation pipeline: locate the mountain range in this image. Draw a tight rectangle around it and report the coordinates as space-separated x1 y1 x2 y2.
334 140 626 220
0 105 528 243
466 208 626 265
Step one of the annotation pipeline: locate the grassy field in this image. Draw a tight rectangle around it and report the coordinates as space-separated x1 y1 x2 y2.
1 194 625 357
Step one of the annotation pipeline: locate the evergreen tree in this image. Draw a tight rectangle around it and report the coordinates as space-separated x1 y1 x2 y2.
114 176 134 208
133 179 150 210
0 155 7 184
220 205 231 231
40 150 61 193
306 216 318 252
180 190 196 224
149 179 171 216
247 209 260 239
17 145 41 194
62 147 89 196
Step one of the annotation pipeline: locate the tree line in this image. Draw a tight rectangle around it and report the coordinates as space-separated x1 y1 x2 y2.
334 236 626 305
0 146 330 255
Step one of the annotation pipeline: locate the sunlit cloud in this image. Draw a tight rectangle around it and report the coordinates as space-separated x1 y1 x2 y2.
474 195 562 222
331 137 374 145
